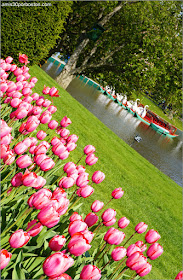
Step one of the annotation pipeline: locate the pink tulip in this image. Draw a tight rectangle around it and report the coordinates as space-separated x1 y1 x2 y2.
14 142 28 155
36 130 47 140
68 220 88 237
48 105 57 114
6 83 17 93
175 271 183 279
69 212 83 222
68 232 91 256
1 82 8 93
51 136 61 146
15 107 28 119
31 92 39 100
103 218 116 227
49 87 59 97
12 91 22 98
42 99 51 107
10 98 22 108
33 176 46 189
19 53 29 65
76 172 89 188
43 252 74 278
30 189 52 209
22 96 33 103
52 142 66 156
26 219 43 237
22 171 37 187
80 265 101 280
0 249 12 270
34 154 48 166
111 246 127 261
118 217 130 229
37 205 60 228
39 111 52 124
101 208 116 222
0 144 9 159
146 243 163 260
48 273 72 280
3 152 15 165
10 64 17 72
66 142 77 152
63 162 76 174
31 106 42 115
84 145 96 155
53 197 69 216
49 235 66 251
9 229 30 248
16 155 32 168
126 251 147 271
76 165 85 175
91 200 104 212
112 187 124 199
11 172 23 187
145 229 161 244
13 68 23 76
22 87 32 96
135 222 148 234
77 185 94 198
127 244 141 257
60 116 71 127
1 125 12 138
48 120 58 130
40 158 55 171
135 241 144 247
92 170 105 184
59 150 70 160
5 56 13 63
136 262 152 277
84 212 98 227
16 74 26 82
85 154 98 166
82 230 94 243
42 85 50 95
1 134 13 145
59 128 70 139
58 177 75 189
104 227 125 245
36 98 45 106
67 134 79 143
30 77 38 84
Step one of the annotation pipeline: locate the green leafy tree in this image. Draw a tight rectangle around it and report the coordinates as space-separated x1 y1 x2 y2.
54 1 181 116
1 1 72 65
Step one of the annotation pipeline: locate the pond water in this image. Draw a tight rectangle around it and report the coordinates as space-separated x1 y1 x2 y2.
41 61 183 187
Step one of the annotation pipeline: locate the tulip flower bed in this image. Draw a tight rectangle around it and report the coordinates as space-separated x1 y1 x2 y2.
0 55 182 280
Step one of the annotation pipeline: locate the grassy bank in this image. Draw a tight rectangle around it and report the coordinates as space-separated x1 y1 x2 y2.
29 65 182 280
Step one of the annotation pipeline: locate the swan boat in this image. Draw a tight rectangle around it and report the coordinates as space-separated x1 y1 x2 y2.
135 105 178 138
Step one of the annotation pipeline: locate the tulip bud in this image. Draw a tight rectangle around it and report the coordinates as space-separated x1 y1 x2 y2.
92 171 105 184
85 154 98 166
9 229 30 248
111 246 127 261
84 212 98 227
84 145 95 155
145 229 161 244
0 249 12 270
91 200 104 212
49 235 66 251
80 265 101 280
135 222 148 234
26 220 43 237
118 217 130 229
111 187 124 199
146 243 163 260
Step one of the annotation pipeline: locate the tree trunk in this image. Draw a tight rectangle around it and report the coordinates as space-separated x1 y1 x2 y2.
56 38 90 89
55 2 124 89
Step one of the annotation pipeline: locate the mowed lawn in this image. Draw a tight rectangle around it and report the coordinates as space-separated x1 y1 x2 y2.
29 65 182 280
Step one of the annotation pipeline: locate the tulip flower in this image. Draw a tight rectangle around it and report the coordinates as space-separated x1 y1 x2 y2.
126 251 147 271
29 188 52 209
126 244 141 257
111 187 124 199
36 130 47 140
101 208 116 223
39 110 52 124
76 185 94 198
63 162 76 174
118 217 130 229
48 273 72 280
49 235 66 251
60 116 72 127
104 227 125 245
111 246 127 261
48 105 57 114
67 134 79 143
43 252 74 278
80 265 101 280
16 155 33 169
37 205 60 228
175 271 183 279
26 220 43 237
136 262 152 277
19 53 29 65
9 229 30 248
22 171 37 187
5 56 13 63
92 171 105 184
84 145 96 155
76 172 89 188
69 212 83 222
146 243 163 260
84 212 99 227
68 220 88 237
11 172 23 187
145 229 161 244
76 165 86 174
59 150 70 160
91 200 104 212
3 152 16 165
85 154 98 166
43 99 51 107
52 188 66 200
68 232 91 256
48 120 58 130
0 249 12 270
40 158 55 171
58 177 75 189
135 222 148 234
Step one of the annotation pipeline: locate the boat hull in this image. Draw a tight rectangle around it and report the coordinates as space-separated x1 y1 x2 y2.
135 112 151 126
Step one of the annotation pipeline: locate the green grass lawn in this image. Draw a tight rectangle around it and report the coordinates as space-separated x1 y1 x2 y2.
29 65 182 280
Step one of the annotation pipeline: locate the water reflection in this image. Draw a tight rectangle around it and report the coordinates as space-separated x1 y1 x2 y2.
41 61 182 187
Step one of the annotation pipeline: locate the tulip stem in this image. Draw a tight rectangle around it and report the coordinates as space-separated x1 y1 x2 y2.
93 221 103 234
38 275 45 280
1 166 17 183
94 242 107 261
130 272 138 280
1 106 12 118
101 259 111 271
123 231 136 246
10 133 23 148
50 171 65 187
67 197 81 212
97 243 111 265
110 256 127 278
1 208 32 237
103 197 113 210
0 186 12 198
114 266 128 280
76 153 84 165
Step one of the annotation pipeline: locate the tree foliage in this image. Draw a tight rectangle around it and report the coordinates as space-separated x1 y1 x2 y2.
55 1 182 116
1 1 72 65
